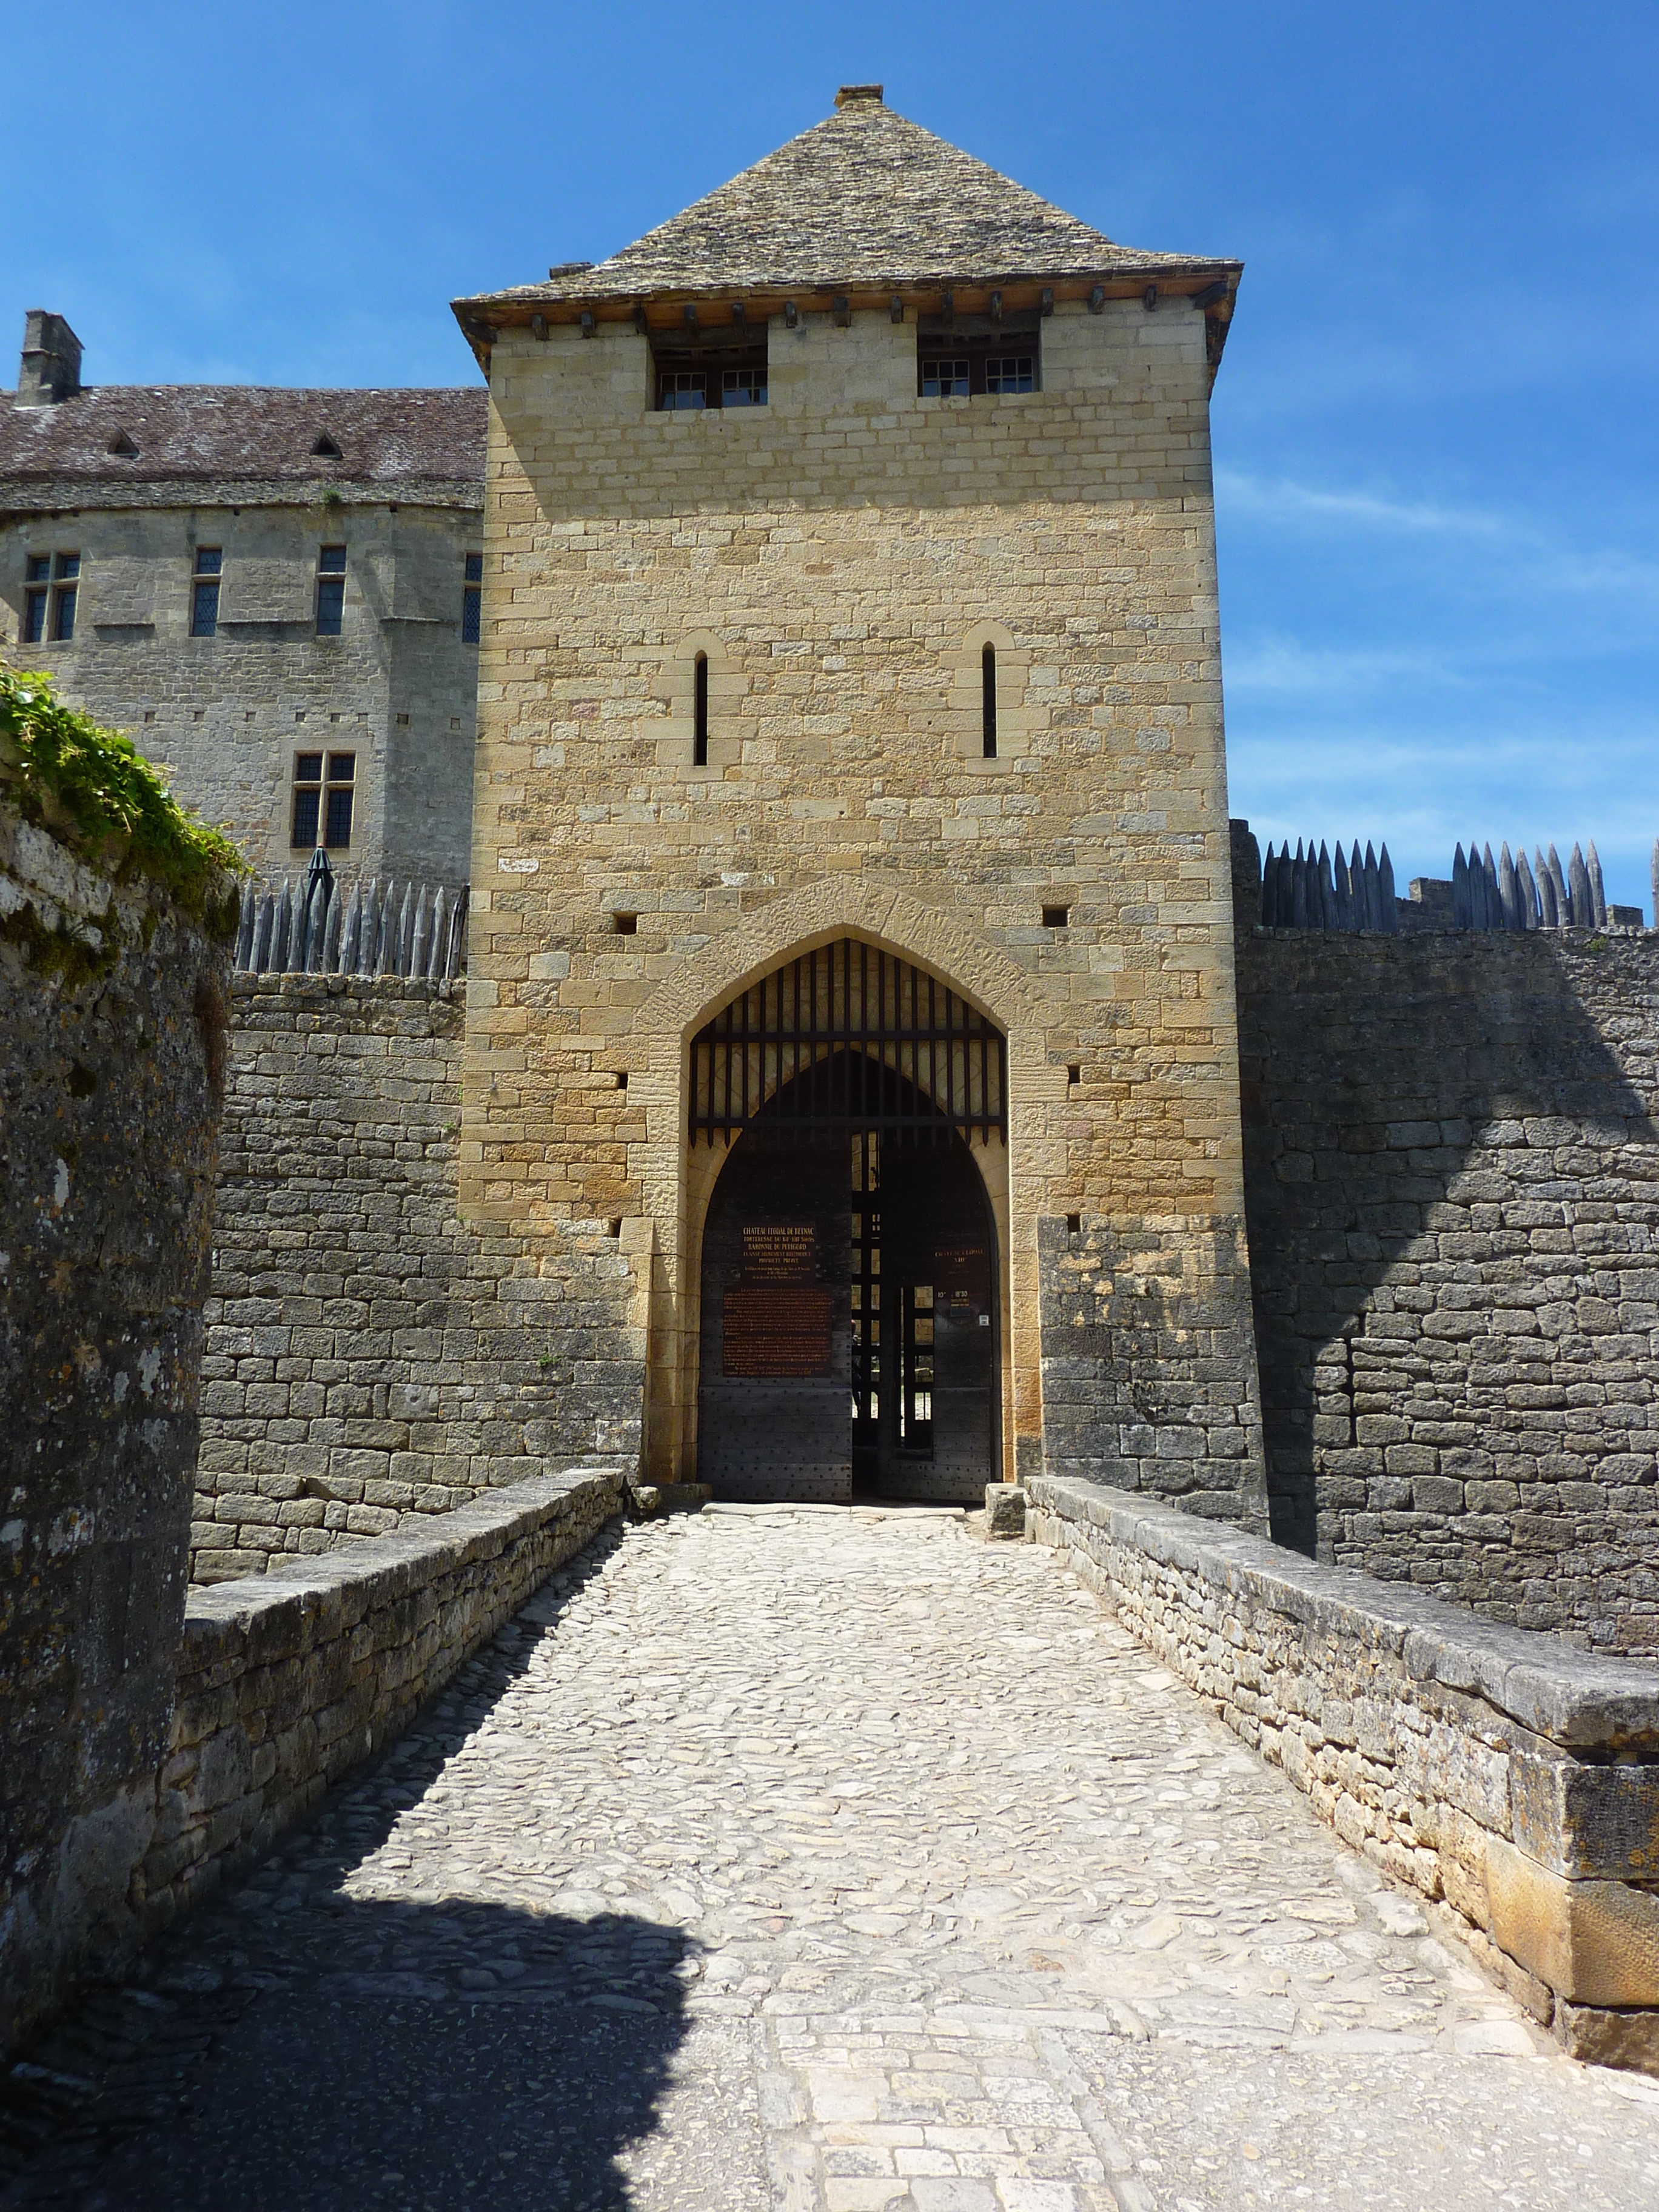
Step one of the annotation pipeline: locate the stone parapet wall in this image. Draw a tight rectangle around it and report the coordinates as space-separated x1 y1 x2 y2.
1028 1475 1659 2074
1235 908 1659 1654
194 973 643 1580
138 1467 621 1939
0 805 228 2054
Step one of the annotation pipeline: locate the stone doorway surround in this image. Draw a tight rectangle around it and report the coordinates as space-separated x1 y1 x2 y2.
614 879 1056 1486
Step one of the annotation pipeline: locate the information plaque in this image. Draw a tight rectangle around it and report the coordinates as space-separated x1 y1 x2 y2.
722 1285 836 1378
933 1242 989 1315
740 1222 819 1284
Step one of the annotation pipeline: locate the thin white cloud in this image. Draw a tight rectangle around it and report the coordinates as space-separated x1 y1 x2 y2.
1217 468 1506 540
1224 637 1464 699
1218 468 1659 616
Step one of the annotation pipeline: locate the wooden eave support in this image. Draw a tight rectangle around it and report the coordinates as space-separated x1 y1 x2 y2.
453 269 1241 340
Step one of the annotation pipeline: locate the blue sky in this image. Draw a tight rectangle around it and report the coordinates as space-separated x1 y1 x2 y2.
9 2 1658 909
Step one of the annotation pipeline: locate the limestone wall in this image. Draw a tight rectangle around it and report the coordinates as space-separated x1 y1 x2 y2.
0 807 227 2053
471 298 1265 1504
1235 905 1659 1654
139 1468 619 1937
0 501 481 885
1028 1475 1659 2074
193 973 642 1580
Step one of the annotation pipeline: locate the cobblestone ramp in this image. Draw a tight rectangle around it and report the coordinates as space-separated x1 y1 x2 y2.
16 1509 1659 2211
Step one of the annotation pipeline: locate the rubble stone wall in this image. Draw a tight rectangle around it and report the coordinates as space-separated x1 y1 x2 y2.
193 973 642 1580
0 806 227 2053
1235 907 1659 1655
1028 1475 1659 2074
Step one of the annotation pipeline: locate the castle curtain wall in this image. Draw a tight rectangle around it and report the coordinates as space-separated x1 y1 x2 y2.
1238 914 1659 1655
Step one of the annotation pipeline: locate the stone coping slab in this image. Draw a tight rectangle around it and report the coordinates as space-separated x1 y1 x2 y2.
1027 1473 1659 2073
138 1464 626 1949
184 1466 626 1651
1028 1476 1659 1749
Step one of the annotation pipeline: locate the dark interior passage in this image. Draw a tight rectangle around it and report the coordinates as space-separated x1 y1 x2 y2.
696 1053 998 1503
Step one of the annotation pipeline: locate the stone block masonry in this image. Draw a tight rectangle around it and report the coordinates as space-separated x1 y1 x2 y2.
137 1466 620 1939
1028 1474 1659 2074
193 973 643 1580
1235 893 1659 1655
1 805 228 2054
0 366 486 888
471 291 1265 1504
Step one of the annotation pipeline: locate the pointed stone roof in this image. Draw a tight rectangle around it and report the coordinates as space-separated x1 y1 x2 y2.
458 89 1235 313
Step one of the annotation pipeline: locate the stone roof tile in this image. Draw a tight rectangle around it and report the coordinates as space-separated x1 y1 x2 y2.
461 94 1232 310
0 383 486 490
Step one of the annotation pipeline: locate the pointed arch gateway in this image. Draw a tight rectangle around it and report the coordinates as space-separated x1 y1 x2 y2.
692 939 1005 1503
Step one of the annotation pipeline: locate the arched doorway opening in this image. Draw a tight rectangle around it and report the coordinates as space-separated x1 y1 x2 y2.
690 940 1005 1503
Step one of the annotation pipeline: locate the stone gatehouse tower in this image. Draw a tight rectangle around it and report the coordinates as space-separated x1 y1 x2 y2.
452 85 1265 1516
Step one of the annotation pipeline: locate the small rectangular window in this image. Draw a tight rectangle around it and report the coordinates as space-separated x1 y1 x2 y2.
191 548 222 638
651 332 769 412
464 552 483 583
315 545 346 635
22 553 85 644
920 357 970 397
291 754 323 848
918 321 1041 398
462 551 482 645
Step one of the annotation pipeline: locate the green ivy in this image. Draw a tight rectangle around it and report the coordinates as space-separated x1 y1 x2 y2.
0 662 247 924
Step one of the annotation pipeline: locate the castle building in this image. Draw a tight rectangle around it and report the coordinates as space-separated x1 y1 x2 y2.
0 312 485 885
451 85 1261 1509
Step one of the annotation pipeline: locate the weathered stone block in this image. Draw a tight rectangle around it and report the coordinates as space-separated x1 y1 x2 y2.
984 1485 1028 1540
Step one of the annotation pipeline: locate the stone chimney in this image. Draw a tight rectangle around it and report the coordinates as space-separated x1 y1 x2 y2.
16 310 83 407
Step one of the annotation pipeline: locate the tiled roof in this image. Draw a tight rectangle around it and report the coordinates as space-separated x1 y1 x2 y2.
462 94 1233 310
0 384 486 492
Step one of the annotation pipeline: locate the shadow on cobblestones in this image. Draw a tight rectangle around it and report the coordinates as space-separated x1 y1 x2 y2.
2 1524 704 2212
72 1903 698 2212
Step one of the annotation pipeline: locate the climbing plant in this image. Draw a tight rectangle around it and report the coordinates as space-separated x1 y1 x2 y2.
0 662 246 923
